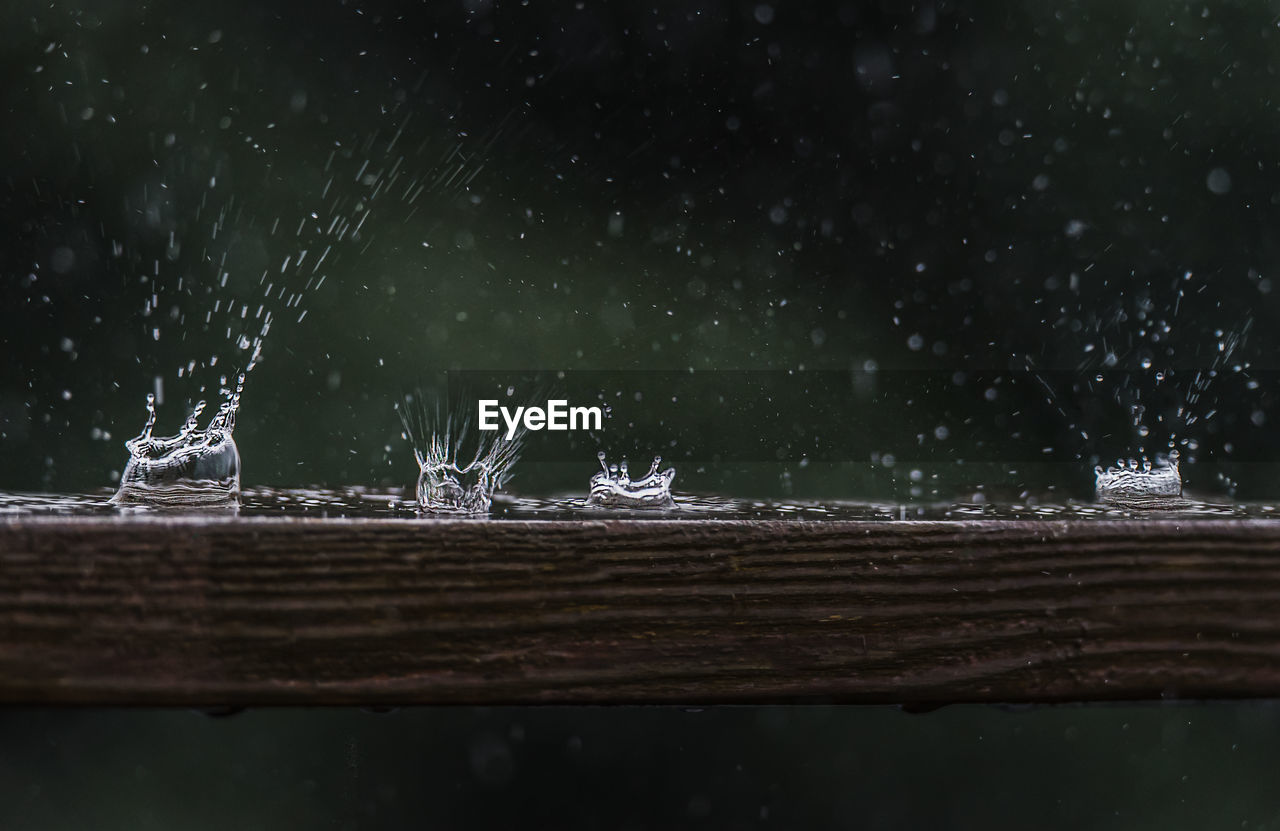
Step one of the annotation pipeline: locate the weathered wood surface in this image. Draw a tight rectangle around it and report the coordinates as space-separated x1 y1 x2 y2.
2 516 1280 705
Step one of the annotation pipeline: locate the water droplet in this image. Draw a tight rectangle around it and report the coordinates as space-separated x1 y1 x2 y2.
1206 167 1232 195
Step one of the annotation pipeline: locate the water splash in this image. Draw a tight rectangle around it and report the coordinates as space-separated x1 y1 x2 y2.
111 374 244 506
400 404 522 514
1095 452 1181 504
588 452 677 509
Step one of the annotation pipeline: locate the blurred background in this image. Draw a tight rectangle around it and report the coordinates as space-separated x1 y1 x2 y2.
5 0 1280 500
3 703 1280 830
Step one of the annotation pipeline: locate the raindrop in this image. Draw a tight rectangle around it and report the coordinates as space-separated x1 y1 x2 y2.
1206 167 1232 195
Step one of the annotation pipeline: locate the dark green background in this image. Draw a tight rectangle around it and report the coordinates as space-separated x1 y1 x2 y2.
4 0 1280 499
0 703 1276 830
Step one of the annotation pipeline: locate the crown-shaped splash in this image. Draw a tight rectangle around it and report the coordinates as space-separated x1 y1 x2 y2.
111 374 244 506
588 452 676 509
1094 451 1182 504
399 401 523 514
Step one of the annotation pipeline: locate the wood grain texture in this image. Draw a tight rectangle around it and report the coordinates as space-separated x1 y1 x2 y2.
2 516 1280 705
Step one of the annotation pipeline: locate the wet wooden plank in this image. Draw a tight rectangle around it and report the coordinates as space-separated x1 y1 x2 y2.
1 516 1279 705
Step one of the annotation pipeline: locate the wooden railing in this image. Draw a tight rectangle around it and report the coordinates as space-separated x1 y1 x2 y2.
2 516 1279 705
